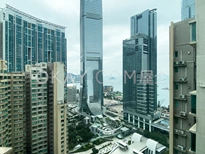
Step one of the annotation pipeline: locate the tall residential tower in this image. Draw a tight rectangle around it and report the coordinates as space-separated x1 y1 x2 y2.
123 9 157 131
80 0 103 115
0 60 26 153
169 18 196 154
170 0 205 153
0 4 67 72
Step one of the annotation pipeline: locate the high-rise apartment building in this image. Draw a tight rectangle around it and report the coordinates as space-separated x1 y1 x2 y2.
0 4 67 72
0 60 11 148
80 0 103 115
195 1 205 153
0 60 26 153
25 63 48 154
181 0 195 20
169 18 196 154
25 62 68 154
170 0 205 153
47 62 68 154
123 9 157 131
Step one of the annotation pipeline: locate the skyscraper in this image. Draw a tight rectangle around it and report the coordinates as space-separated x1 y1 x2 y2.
80 0 103 115
181 0 195 20
0 4 67 72
123 9 157 131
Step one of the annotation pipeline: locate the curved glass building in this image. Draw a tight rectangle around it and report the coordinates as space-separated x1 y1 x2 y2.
0 4 67 72
80 0 103 115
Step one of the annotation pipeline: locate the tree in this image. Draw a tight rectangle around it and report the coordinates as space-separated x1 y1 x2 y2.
92 147 99 154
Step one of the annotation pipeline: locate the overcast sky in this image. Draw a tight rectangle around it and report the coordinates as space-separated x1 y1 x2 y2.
0 0 181 79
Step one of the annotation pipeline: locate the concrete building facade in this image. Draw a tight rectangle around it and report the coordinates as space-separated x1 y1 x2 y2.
169 18 196 154
195 0 205 153
170 0 205 153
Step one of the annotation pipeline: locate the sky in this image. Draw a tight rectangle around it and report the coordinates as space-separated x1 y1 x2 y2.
0 0 181 91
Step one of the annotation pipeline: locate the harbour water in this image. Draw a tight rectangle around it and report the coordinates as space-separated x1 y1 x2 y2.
68 75 169 108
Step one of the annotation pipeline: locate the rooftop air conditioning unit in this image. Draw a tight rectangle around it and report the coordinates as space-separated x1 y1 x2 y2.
179 94 186 99
180 77 186 82
180 111 187 117
180 130 185 135
175 61 179 65
180 61 186 65
175 129 179 133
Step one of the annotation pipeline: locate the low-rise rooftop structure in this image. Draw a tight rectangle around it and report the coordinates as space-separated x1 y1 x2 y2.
0 147 13 154
111 133 166 154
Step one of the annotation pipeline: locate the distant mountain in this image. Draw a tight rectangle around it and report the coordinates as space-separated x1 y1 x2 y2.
156 72 169 84
67 73 80 83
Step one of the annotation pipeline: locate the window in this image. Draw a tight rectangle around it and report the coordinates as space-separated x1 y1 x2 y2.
174 67 178 73
174 117 178 124
175 84 178 90
28 23 31 28
190 22 196 42
191 95 196 114
175 51 178 57
48 51 51 62
28 48 31 60
191 133 196 152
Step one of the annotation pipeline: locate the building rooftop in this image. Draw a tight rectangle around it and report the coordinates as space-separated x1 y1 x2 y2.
0 147 12 154
120 127 129 132
112 133 166 154
152 118 170 132
5 4 66 29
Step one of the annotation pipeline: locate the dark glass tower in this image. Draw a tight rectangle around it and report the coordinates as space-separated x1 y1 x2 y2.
80 0 103 116
123 9 157 131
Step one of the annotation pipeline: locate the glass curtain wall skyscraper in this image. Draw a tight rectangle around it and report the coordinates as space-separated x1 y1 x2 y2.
123 9 157 131
0 4 67 72
80 0 103 115
181 0 195 20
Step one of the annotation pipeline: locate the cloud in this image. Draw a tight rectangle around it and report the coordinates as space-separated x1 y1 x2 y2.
0 0 182 91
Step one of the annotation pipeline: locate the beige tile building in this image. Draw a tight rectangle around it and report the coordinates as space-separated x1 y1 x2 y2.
0 60 26 153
